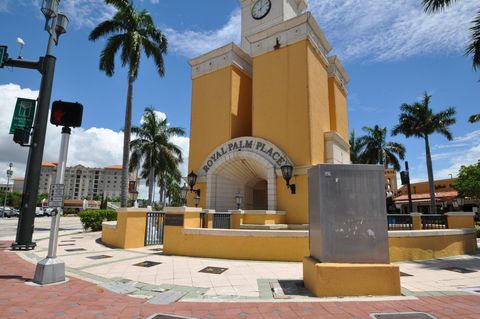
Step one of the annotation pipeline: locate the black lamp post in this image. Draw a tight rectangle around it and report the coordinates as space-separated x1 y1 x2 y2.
187 170 201 196
180 183 189 206
235 192 242 210
194 194 200 208
280 165 296 194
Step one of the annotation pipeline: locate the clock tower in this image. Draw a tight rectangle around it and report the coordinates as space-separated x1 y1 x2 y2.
241 0 308 53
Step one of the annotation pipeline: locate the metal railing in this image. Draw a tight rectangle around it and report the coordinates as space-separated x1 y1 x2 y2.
145 211 165 245
200 212 207 228
387 214 413 231
213 213 231 229
421 214 448 230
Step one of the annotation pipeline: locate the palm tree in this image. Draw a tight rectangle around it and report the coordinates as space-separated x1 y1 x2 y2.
422 0 480 70
392 92 456 214
358 125 406 171
129 107 184 206
349 129 364 164
469 113 480 123
89 0 168 207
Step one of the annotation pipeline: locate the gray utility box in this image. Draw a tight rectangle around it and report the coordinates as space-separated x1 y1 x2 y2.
308 164 390 264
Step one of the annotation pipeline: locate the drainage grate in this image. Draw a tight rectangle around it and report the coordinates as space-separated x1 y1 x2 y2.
60 240 76 243
371 312 437 319
71 237 83 239
443 267 476 274
65 248 87 252
400 272 413 277
199 266 228 275
150 248 163 252
58 244 75 247
87 255 113 260
133 261 162 268
147 314 196 319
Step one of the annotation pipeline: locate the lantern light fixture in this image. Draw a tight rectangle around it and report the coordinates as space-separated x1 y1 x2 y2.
280 164 296 194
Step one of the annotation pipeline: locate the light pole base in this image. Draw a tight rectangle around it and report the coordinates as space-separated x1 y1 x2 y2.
10 242 37 250
33 257 65 285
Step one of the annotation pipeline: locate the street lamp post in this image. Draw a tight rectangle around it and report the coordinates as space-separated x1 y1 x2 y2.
2 163 13 218
4 0 69 250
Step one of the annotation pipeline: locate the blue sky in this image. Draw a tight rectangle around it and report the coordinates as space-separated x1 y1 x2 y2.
0 0 479 192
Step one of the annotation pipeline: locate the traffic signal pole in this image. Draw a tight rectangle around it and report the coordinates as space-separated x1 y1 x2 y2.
33 127 70 285
8 55 56 250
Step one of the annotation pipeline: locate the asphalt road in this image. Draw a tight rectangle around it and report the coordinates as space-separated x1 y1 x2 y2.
0 216 83 240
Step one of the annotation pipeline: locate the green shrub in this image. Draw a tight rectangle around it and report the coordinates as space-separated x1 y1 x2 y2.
475 225 480 238
78 209 117 232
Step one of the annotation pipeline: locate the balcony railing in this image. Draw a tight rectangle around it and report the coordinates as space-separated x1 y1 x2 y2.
387 214 413 231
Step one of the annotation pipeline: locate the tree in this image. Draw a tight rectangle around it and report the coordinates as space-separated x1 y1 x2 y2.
469 113 480 123
422 0 480 70
129 107 184 206
349 129 364 164
454 161 480 199
358 125 406 171
89 0 168 207
393 92 456 214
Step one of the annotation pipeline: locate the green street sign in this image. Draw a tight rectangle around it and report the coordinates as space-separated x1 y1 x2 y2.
9 98 37 134
0 46 6 68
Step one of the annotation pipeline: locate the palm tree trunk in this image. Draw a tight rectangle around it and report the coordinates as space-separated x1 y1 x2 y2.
147 159 154 206
424 135 436 214
120 75 134 208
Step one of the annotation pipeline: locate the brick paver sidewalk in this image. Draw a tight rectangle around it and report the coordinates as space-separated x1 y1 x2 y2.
1 241 480 319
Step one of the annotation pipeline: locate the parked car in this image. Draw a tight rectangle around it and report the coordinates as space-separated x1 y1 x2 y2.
35 207 44 217
43 208 55 216
2 208 18 218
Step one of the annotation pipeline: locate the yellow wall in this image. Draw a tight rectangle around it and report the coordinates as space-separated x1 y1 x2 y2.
327 77 349 142
188 66 252 173
306 42 331 165
303 257 401 297
163 230 309 262
448 215 475 229
388 233 477 261
101 209 147 249
399 178 457 195
276 175 309 224
252 41 312 166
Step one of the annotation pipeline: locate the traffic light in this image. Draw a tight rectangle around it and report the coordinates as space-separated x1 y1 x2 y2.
0 46 8 68
13 128 30 146
400 171 409 185
50 101 83 127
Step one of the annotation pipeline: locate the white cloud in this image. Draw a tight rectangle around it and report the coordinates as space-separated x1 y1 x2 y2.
0 84 190 199
165 1 477 62
411 129 480 182
59 0 117 29
164 9 241 58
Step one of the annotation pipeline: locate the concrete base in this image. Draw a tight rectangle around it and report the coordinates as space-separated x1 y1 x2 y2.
33 257 65 285
303 257 401 297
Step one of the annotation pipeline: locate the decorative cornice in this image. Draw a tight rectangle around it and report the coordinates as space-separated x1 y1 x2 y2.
245 12 332 63
328 56 350 93
189 43 252 79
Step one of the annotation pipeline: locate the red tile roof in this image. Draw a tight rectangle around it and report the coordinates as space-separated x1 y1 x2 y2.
41 162 58 167
104 165 123 170
394 191 459 202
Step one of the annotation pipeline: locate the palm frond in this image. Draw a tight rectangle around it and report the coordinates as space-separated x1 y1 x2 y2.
99 34 125 76
466 10 480 70
89 20 123 41
469 113 480 123
422 0 457 13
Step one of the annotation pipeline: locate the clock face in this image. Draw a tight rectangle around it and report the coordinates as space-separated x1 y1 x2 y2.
252 0 272 20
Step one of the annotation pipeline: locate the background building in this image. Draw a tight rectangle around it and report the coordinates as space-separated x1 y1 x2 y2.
384 168 398 195
38 162 136 200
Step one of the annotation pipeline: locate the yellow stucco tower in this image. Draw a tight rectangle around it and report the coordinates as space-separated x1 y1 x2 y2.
187 0 350 224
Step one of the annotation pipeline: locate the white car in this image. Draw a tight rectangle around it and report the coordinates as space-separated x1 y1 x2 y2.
43 208 55 216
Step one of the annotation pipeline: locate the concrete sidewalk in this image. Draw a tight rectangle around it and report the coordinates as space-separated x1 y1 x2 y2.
2 230 480 318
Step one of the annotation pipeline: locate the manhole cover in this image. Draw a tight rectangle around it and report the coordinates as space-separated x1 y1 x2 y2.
400 272 413 277
147 314 196 319
133 261 162 268
371 313 437 319
87 255 113 260
199 266 228 274
65 248 87 252
443 267 476 274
